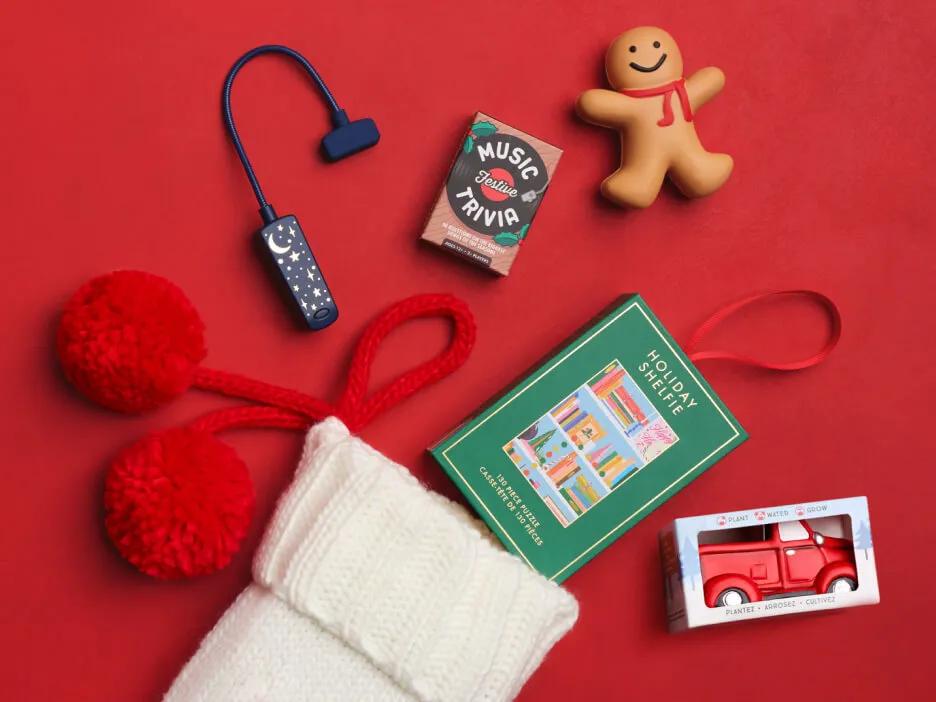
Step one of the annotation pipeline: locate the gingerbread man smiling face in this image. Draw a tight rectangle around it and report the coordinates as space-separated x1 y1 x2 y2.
577 27 732 208
608 26 684 91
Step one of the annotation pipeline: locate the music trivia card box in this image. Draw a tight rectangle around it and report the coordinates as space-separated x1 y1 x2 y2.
431 295 747 582
420 112 561 276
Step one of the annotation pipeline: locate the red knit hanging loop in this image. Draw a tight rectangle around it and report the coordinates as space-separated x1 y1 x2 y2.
338 293 476 432
684 290 841 371
190 404 311 434
178 293 475 436
192 367 337 422
58 271 475 434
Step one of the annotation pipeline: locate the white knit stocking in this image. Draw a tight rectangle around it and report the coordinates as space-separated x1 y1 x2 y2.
165 418 578 702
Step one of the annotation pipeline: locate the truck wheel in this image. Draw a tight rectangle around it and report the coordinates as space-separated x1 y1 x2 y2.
826 577 857 593
715 588 750 607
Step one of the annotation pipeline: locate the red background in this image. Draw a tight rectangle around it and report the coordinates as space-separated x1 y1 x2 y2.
2 0 933 699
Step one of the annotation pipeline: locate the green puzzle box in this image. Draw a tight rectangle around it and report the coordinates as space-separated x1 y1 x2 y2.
430 295 747 582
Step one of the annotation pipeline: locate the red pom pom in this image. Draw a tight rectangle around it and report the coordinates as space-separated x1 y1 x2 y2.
104 428 254 579
57 270 206 413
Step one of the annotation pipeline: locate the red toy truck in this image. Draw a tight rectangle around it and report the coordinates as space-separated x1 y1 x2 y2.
700 519 858 607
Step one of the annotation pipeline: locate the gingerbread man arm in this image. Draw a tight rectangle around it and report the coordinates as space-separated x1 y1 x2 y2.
685 67 726 111
576 89 637 127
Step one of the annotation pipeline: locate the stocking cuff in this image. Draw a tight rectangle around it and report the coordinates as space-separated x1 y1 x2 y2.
254 418 577 702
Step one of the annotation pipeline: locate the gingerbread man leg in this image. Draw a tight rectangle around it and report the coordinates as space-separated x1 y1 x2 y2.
601 157 668 209
668 140 733 199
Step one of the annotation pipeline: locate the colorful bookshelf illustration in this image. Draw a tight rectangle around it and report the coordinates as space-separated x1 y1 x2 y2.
586 444 636 489
546 454 580 484
551 395 607 450
506 443 521 465
588 363 649 435
559 474 601 515
502 359 679 527
589 361 677 461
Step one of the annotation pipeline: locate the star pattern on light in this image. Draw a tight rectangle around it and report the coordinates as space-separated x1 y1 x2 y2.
264 218 332 321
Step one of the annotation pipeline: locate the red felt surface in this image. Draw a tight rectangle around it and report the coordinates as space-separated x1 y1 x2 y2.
1 1 933 699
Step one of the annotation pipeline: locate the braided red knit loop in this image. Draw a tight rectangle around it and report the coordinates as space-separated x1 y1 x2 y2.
187 293 476 435
192 367 337 421
337 293 476 432
190 405 311 434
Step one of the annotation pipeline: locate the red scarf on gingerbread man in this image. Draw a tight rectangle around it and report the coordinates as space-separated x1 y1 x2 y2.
621 78 693 127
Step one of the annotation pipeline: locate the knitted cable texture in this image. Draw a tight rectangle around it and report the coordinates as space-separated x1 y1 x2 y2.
165 418 578 702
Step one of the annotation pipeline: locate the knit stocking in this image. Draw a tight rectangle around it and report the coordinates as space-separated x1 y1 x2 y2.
165 418 578 702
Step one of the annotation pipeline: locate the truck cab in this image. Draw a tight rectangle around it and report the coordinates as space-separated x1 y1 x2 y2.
700 519 857 608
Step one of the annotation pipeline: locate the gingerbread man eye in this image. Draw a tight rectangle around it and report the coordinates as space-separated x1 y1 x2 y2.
653 41 661 48
629 46 637 53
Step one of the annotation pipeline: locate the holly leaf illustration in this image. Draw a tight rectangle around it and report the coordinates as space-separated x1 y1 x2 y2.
463 136 474 153
471 121 497 137
494 231 520 247
517 224 530 241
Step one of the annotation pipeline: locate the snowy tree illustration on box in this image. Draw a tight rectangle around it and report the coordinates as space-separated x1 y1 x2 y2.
680 536 701 591
854 520 873 560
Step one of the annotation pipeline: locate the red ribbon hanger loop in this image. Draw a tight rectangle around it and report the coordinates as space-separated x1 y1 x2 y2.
683 290 842 371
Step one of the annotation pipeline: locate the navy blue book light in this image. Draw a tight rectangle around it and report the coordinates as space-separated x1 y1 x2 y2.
222 45 380 330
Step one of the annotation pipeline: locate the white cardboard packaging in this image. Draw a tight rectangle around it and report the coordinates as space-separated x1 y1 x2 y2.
660 496 879 631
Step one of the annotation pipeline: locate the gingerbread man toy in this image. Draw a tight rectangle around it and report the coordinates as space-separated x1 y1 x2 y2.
577 27 732 208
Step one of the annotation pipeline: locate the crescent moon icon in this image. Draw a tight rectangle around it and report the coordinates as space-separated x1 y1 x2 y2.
267 233 292 255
